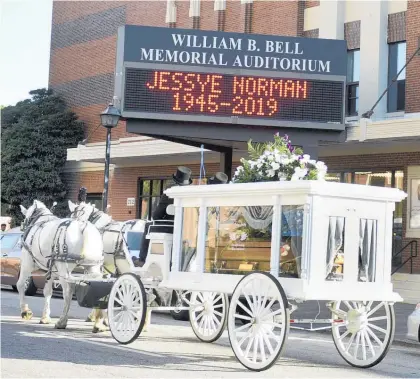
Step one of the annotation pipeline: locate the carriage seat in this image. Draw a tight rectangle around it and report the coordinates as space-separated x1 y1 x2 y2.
146 220 174 237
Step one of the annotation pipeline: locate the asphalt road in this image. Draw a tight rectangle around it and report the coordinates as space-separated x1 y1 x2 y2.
1 288 419 378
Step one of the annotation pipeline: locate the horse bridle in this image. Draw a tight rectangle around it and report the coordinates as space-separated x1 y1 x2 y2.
72 203 103 224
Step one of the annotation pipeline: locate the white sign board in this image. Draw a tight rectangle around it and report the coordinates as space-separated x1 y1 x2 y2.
127 197 135 207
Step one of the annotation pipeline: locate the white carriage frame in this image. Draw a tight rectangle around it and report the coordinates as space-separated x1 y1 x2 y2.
159 180 406 303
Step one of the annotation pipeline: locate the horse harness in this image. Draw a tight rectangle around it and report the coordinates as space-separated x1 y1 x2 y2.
22 211 89 281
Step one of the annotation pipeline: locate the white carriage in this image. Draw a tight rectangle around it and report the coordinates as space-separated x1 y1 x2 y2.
107 180 406 371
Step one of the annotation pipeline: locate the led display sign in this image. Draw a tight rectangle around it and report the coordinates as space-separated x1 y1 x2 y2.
116 26 347 129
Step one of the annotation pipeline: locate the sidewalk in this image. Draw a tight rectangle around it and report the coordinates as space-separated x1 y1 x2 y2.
289 300 417 345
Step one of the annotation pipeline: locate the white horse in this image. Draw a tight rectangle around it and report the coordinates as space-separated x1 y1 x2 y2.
18 200 106 331
68 200 146 324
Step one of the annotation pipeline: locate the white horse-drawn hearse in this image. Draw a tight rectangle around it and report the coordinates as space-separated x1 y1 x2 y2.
96 180 405 371
16 169 406 371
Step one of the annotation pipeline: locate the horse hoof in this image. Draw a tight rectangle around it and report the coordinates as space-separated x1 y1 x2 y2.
85 317 94 322
21 311 33 320
92 325 109 333
54 323 67 329
39 317 51 324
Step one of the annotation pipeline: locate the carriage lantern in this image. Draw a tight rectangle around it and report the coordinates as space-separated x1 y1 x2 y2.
100 101 121 212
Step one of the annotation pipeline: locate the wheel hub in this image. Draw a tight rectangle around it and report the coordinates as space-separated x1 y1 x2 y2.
203 302 213 315
347 308 367 333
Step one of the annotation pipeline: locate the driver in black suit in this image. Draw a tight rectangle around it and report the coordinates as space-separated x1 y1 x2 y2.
137 166 192 267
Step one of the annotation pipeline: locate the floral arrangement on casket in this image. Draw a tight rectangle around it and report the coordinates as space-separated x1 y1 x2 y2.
231 133 328 183
223 134 330 277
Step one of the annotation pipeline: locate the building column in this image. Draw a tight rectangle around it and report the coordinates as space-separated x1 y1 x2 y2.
318 0 345 40
358 0 389 119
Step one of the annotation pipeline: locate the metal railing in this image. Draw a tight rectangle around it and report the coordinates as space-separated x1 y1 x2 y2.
391 239 418 275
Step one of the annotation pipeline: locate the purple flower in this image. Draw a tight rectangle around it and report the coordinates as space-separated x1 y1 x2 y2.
284 134 289 141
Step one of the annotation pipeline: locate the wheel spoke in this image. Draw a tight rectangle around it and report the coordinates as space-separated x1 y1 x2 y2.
235 313 252 321
243 292 256 314
238 332 251 348
261 329 275 355
198 292 206 303
211 313 221 327
244 336 254 358
198 314 205 331
262 308 283 320
213 310 223 318
343 301 353 310
253 333 259 363
195 310 205 323
259 333 267 362
213 294 223 304
345 333 356 353
113 297 124 306
237 300 254 318
234 323 252 333
363 329 376 357
338 329 351 340
368 316 388 322
264 321 283 329
213 304 224 309
353 332 361 359
368 323 387 334
367 302 384 318
366 325 384 347
361 329 367 361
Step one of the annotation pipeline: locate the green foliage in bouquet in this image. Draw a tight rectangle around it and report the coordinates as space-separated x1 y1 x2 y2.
232 133 327 183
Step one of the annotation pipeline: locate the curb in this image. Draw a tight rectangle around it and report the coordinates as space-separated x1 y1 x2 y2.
393 338 419 348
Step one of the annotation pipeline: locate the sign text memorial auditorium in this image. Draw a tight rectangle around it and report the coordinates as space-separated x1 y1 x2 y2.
114 26 347 131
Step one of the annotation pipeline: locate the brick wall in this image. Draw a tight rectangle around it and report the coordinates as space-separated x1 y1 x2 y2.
406 1 420 114
322 152 420 273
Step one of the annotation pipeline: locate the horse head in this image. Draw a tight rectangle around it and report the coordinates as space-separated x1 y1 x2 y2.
19 200 52 230
69 200 112 229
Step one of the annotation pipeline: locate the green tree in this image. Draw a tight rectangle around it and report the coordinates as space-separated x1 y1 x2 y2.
1 88 84 224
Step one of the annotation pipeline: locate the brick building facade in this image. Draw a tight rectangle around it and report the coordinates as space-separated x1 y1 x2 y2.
49 0 420 273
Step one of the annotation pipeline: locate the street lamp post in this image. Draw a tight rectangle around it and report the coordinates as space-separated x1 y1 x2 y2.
100 102 121 212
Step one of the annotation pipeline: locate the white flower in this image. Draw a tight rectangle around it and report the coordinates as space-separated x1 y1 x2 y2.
316 161 327 171
266 169 276 177
278 173 288 181
267 154 274 161
229 232 238 241
257 162 263 169
290 154 300 162
264 150 271 156
293 166 308 179
271 162 280 170
240 232 248 241
300 154 311 163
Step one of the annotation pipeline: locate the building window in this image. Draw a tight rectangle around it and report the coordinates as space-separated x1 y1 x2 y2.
388 42 406 112
346 49 360 116
86 193 103 211
137 177 207 219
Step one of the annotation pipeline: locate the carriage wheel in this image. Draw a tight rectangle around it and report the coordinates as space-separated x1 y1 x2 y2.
108 273 147 345
331 301 395 368
189 292 228 343
227 272 289 372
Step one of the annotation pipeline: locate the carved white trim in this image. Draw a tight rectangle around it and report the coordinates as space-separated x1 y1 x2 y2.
241 0 253 4
166 0 177 23
189 0 200 17
214 0 226 11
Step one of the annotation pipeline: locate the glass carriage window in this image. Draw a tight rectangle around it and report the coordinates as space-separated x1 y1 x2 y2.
180 207 200 272
358 219 377 282
205 206 273 274
326 217 346 281
279 205 304 278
